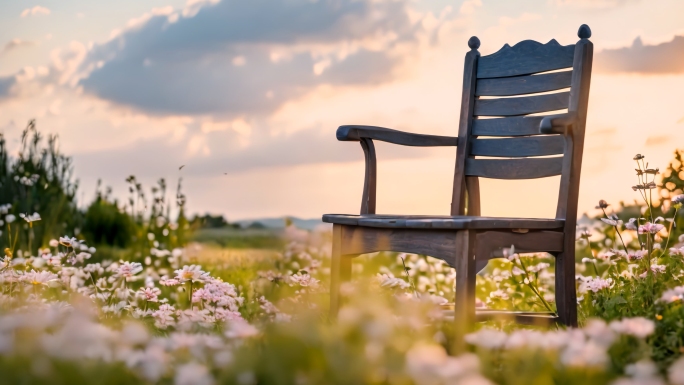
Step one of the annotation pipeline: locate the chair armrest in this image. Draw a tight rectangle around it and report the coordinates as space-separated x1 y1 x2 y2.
539 112 578 135
337 125 457 147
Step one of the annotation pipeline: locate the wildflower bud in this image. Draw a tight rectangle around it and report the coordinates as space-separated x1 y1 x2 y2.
633 154 645 160
672 194 684 207
59 236 73 247
596 200 609 209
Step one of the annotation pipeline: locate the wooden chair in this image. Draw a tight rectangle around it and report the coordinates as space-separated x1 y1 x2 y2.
323 25 594 347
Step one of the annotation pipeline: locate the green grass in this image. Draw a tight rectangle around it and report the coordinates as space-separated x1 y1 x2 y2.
190 227 286 249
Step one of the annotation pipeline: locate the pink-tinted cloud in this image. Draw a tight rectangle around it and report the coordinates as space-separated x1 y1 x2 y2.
75 0 421 117
1 39 36 54
20 6 51 17
595 35 684 74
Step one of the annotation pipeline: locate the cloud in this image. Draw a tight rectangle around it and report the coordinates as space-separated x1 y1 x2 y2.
645 135 670 147
552 0 639 8
2 39 36 54
75 0 420 117
72 124 423 179
0 77 15 99
459 0 482 15
20 6 51 17
595 35 684 74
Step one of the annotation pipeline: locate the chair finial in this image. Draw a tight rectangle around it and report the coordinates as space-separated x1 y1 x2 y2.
468 36 480 50
578 24 591 39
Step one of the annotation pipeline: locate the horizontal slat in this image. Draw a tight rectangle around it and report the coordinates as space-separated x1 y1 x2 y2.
470 136 565 157
477 39 575 79
472 116 545 136
476 311 558 326
474 91 570 116
322 214 564 229
357 217 563 229
465 157 563 179
475 71 572 96
339 226 461 266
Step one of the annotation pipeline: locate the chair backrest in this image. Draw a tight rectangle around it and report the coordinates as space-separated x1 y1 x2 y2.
451 25 593 226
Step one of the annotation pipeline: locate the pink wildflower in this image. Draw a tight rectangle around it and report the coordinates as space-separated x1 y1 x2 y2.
138 287 161 302
638 222 664 234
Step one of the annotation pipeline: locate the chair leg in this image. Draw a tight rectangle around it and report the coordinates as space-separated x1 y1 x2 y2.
555 249 578 327
330 224 352 319
453 231 476 353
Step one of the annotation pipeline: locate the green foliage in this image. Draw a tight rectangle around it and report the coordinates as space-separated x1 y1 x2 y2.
190 228 285 249
83 182 135 248
0 356 142 385
0 120 82 253
658 149 684 240
188 213 240 229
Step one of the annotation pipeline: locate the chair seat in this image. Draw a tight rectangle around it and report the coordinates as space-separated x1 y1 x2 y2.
322 214 564 230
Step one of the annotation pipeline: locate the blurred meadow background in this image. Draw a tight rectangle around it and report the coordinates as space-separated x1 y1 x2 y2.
2 0 684 384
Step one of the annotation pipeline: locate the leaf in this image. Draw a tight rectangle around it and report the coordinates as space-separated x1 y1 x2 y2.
604 295 627 310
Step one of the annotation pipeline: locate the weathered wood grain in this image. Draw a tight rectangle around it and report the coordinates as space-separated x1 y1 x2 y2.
337 125 457 147
554 32 593 328
442 308 558 326
540 112 578 134
329 224 351 319
339 226 462 267
467 217 563 229
472 116 545 136
453 230 475 353
475 71 572 96
474 91 570 116
474 230 564 262
451 45 480 216
322 214 564 230
470 136 565 157
360 138 376 215
475 310 558 326
477 39 575 79
466 176 481 216
465 157 563 179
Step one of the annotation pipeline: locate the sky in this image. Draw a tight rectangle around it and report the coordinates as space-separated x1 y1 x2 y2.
1 0 683 222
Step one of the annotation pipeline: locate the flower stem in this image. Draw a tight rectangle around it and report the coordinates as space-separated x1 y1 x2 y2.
661 207 679 257
400 256 418 297
601 207 628 251
518 257 555 314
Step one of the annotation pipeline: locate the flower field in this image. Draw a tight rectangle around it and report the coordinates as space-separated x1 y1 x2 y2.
5 124 684 384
